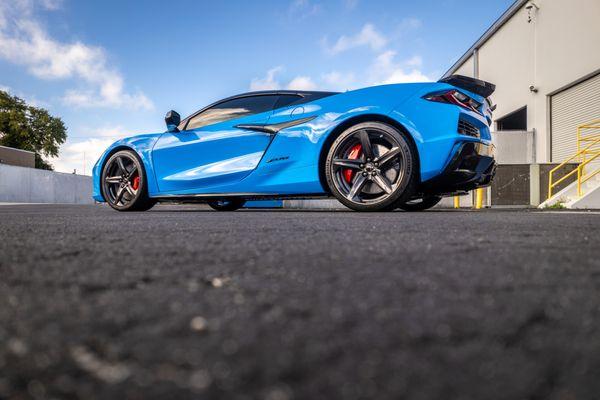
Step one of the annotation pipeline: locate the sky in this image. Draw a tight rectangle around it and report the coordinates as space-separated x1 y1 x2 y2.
0 0 514 175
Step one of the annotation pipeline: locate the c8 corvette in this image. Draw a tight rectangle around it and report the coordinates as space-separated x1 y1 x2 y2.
92 75 496 212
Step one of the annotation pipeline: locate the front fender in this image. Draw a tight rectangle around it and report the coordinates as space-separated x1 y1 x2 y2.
92 133 163 202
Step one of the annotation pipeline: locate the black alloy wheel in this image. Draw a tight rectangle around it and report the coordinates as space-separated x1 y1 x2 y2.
207 199 246 211
325 122 417 211
101 150 156 211
398 196 442 211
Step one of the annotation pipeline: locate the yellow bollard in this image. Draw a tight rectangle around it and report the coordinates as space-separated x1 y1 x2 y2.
453 196 460 209
475 188 484 209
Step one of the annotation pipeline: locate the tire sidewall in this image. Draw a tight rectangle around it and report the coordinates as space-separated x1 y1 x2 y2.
325 122 416 211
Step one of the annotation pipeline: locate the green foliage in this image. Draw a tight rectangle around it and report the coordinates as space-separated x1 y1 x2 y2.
544 201 566 209
0 90 67 170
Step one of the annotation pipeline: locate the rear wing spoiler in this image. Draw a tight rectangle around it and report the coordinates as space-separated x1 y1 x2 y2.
438 75 495 98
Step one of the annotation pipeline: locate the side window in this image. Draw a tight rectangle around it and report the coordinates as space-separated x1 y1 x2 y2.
186 95 278 130
274 94 303 110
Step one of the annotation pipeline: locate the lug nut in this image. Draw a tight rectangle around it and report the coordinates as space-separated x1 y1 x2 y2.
362 172 368 177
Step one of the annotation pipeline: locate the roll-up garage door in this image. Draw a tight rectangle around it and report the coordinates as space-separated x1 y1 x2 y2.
551 72 600 162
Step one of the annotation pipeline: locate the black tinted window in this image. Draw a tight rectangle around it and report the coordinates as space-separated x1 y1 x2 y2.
186 95 278 130
274 95 303 110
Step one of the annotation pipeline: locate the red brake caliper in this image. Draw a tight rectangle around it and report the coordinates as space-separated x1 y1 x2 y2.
343 144 362 183
132 175 140 190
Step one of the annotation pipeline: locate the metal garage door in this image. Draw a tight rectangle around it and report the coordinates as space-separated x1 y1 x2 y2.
551 72 600 162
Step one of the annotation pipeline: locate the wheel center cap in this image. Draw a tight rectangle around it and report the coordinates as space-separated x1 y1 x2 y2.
365 163 375 171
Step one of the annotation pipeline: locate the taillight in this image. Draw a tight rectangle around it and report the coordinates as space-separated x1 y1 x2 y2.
424 90 482 113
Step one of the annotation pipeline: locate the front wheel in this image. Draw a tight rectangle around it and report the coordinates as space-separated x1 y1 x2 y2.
324 122 417 211
397 196 442 211
207 199 246 211
101 150 156 212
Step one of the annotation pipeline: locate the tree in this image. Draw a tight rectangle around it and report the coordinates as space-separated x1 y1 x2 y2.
0 90 67 170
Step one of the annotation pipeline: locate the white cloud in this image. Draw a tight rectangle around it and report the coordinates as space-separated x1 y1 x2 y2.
250 68 318 91
404 55 423 68
369 50 431 85
286 76 317 90
0 2 153 110
9 0 63 12
322 71 356 91
324 23 387 55
83 125 128 139
39 0 63 10
50 125 127 175
250 66 283 91
250 53 430 94
51 138 114 175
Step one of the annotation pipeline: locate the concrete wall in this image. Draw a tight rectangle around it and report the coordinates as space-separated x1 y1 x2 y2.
451 0 600 163
0 146 35 168
491 131 535 164
491 164 531 206
0 164 93 204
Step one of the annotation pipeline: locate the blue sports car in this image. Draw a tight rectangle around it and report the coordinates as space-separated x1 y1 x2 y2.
92 75 496 212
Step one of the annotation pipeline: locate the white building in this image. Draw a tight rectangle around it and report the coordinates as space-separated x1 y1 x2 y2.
443 0 600 207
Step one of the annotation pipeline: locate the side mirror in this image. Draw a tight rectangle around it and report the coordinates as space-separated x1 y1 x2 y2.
165 110 181 132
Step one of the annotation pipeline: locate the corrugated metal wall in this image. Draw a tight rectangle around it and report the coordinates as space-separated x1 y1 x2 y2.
551 72 600 162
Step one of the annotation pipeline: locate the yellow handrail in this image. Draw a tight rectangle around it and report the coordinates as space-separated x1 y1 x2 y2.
548 119 600 199
576 152 600 196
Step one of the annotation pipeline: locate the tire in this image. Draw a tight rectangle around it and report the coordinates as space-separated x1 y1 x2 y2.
398 196 442 211
101 150 156 212
325 122 417 212
207 199 246 211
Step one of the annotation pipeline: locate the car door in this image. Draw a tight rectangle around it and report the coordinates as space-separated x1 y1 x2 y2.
152 95 278 193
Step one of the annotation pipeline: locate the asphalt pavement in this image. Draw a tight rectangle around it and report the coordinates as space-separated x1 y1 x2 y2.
1 204 600 400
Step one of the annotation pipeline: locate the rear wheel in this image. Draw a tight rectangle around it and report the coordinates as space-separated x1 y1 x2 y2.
398 196 442 211
101 150 156 212
207 199 246 211
325 122 417 211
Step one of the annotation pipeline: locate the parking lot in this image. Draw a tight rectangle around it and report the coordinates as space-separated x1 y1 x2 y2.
1 204 600 400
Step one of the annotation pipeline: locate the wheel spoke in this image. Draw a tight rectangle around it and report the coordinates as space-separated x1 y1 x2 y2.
105 176 121 184
114 187 125 204
127 164 138 178
332 158 362 169
372 173 393 194
357 130 374 159
348 174 368 201
116 157 126 174
376 147 401 167
125 184 136 197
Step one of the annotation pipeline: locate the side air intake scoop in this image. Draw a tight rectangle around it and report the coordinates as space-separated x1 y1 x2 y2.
439 75 496 98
